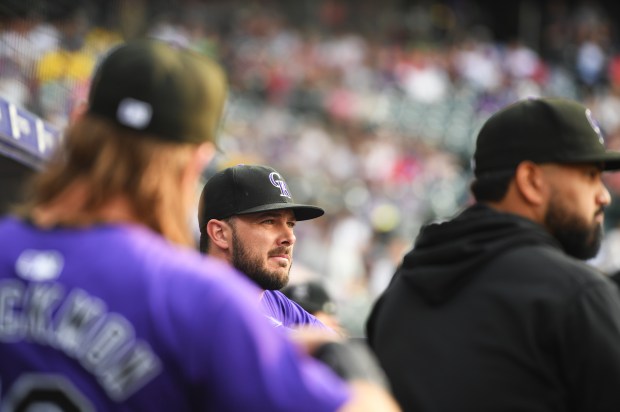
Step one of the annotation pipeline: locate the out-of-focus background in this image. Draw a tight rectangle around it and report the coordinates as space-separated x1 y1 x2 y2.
3 0 620 336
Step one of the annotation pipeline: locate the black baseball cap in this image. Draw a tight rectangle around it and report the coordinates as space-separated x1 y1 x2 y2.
87 39 227 144
198 164 324 231
473 97 620 176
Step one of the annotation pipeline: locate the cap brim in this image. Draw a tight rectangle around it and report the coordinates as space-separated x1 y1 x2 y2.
601 153 620 171
237 203 325 221
560 151 620 171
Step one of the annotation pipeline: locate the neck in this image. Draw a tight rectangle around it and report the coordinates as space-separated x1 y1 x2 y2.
484 199 543 225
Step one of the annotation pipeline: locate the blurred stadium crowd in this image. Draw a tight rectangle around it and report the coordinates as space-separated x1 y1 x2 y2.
3 0 620 335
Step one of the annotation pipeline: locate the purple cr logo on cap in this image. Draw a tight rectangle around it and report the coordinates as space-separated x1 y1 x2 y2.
269 172 292 198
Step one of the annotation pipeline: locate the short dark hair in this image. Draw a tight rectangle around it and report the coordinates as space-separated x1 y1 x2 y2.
470 170 514 202
199 232 209 254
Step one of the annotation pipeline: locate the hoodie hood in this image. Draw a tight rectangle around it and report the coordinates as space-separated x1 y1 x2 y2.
399 204 560 305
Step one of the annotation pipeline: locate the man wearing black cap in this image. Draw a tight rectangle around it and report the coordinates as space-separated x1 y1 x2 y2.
366 97 620 412
198 164 332 330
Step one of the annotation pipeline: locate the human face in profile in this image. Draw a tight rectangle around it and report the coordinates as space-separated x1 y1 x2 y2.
541 163 611 259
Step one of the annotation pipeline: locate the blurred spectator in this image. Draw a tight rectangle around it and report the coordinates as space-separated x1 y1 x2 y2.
35 9 95 128
0 4 58 109
282 280 346 336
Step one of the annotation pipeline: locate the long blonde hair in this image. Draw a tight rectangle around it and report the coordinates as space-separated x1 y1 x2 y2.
18 115 199 246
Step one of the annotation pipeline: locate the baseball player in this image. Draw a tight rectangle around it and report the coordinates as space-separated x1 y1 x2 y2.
0 39 399 411
198 164 333 331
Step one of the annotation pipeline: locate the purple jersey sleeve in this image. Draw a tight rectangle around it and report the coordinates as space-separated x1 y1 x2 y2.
0 217 350 411
261 289 332 330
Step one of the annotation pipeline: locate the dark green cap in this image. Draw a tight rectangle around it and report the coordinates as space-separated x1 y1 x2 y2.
198 164 324 231
474 97 620 176
87 39 227 144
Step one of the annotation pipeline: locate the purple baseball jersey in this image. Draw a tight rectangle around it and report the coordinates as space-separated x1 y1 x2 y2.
261 290 330 330
0 217 350 411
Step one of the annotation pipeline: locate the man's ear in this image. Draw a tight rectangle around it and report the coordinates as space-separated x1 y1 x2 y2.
206 219 231 251
513 161 547 206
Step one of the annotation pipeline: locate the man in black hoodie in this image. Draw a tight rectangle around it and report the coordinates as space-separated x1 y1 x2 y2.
366 97 620 412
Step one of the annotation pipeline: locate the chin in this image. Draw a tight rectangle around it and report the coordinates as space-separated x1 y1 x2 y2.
276 272 290 286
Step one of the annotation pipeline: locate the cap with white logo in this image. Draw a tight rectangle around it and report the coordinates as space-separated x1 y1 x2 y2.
474 97 620 176
198 164 324 231
87 39 227 144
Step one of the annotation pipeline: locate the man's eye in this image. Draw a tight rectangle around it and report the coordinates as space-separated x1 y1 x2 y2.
587 169 601 179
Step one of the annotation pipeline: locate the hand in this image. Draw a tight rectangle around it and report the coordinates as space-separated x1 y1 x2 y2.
288 325 342 355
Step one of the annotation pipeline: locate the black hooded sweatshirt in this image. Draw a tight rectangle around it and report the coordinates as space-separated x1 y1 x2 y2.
366 204 620 412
